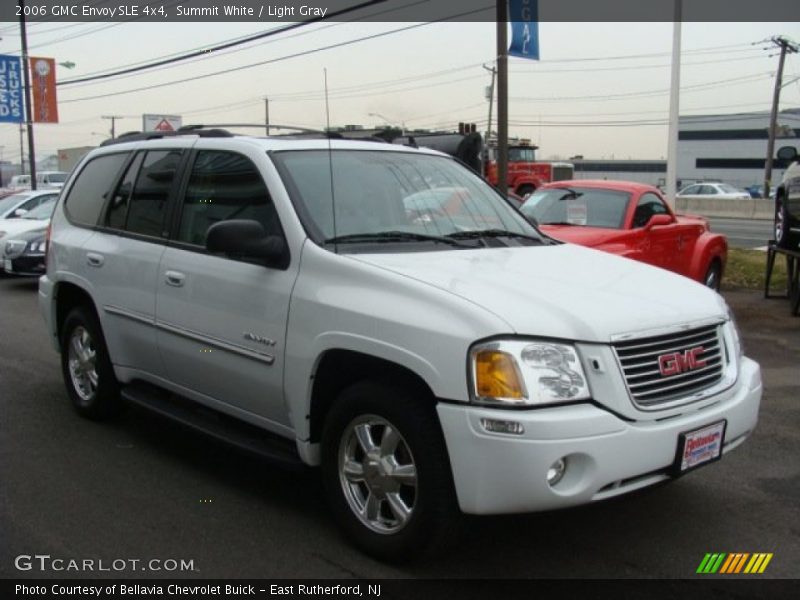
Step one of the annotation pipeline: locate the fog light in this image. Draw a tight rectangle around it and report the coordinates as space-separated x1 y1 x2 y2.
480 418 525 435
547 457 567 486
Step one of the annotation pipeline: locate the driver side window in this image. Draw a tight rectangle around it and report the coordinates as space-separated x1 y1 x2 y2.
632 193 669 228
176 150 283 247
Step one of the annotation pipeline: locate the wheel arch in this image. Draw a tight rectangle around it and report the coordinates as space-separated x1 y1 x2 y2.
308 349 438 445
55 280 101 342
688 233 728 284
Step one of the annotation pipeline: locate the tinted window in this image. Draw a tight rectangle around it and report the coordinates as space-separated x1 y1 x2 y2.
125 150 181 237
65 153 130 227
106 153 143 230
177 151 281 246
632 192 669 228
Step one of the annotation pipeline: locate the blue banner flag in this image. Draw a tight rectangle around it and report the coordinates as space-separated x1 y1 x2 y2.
509 0 540 60
0 54 24 123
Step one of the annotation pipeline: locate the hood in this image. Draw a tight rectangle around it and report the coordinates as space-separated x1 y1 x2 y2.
0 218 50 240
351 244 727 343
538 225 628 248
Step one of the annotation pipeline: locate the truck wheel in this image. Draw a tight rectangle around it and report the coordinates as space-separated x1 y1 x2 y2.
321 380 460 561
60 306 122 420
703 261 722 291
775 195 787 248
517 184 535 198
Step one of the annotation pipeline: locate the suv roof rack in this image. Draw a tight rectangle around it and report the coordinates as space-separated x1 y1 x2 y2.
99 128 233 146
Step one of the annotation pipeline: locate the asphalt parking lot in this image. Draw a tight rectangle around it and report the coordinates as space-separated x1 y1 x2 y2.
0 274 798 580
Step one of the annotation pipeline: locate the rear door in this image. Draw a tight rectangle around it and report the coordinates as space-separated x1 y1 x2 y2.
155 146 298 431
73 144 189 377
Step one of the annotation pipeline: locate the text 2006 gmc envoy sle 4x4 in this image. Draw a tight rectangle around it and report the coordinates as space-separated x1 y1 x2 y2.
40 129 762 560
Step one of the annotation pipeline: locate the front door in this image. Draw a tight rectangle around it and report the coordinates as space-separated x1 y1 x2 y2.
155 149 298 430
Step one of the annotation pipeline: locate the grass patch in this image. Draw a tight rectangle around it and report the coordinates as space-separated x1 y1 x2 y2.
722 247 788 291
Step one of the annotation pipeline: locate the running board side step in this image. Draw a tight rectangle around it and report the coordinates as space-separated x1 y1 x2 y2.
121 383 305 471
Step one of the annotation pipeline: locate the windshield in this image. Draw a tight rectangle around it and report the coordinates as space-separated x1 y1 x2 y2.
508 147 536 162
272 150 541 250
23 197 57 220
0 193 32 215
520 187 630 228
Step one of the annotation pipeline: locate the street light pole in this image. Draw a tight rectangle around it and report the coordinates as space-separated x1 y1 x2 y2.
19 0 37 190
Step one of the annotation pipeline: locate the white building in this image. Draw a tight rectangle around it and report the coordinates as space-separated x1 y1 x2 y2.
677 108 800 190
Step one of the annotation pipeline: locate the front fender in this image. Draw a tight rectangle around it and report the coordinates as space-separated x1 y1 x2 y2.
688 233 728 282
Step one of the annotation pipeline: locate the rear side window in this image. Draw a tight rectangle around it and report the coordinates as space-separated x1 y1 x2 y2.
105 150 181 237
177 150 281 246
65 153 130 227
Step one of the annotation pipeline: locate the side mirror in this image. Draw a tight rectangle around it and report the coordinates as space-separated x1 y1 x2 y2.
646 214 673 229
12 208 28 218
777 146 798 163
206 219 288 268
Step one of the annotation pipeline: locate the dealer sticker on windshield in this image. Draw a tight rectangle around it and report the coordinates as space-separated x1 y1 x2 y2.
675 420 726 474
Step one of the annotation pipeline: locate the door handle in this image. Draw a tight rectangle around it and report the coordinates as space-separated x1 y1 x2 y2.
164 270 186 287
86 253 104 267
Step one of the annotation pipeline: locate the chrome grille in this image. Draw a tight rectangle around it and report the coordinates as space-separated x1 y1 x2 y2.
613 324 725 408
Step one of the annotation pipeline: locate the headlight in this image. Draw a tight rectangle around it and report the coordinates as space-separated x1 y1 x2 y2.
27 239 46 253
470 339 591 406
725 310 743 365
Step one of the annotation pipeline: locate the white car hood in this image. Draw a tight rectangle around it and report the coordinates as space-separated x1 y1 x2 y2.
0 218 49 240
351 243 727 343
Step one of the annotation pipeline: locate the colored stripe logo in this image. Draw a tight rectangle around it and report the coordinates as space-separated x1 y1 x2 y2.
697 553 773 574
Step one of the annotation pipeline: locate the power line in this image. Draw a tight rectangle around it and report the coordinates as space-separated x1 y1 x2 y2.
56 0 389 87
58 6 491 105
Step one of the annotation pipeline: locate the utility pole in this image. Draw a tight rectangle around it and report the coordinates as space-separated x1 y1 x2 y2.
496 0 508 195
102 115 124 139
19 0 36 190
264 97 270 135
764 36 799 199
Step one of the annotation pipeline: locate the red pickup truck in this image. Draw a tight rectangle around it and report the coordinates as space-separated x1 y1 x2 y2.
520 180 728 289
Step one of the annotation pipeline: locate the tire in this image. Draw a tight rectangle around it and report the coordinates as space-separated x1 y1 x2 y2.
320 380 460 561
516 184 535 198
60 306 123 420
703 260 722 291
775 195 788 249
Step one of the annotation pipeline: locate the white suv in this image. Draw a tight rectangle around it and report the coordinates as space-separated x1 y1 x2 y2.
40 129 762 560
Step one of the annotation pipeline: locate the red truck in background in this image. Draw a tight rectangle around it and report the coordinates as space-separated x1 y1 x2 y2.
379 128 573 195
484 138 574 196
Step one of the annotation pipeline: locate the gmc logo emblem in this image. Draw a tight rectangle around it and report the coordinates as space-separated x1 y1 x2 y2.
658 347 707 377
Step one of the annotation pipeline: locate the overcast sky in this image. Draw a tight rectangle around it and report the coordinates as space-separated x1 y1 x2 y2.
0 19 798 163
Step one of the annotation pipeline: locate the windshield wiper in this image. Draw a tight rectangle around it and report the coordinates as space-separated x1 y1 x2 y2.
541 221 580 226
558 188 583 201
446 229 544 243
324 231 471 248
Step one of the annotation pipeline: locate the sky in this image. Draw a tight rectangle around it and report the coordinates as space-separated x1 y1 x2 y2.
0 18 798 165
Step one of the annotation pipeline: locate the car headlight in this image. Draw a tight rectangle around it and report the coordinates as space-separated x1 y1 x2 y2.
725 310 743 365
26 239 46 253
470 339 591 406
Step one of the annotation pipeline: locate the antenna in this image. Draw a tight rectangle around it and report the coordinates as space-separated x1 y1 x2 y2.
324 68 338 251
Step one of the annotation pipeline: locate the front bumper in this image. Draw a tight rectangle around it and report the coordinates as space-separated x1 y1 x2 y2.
3 253 45 276
437 356 761 515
